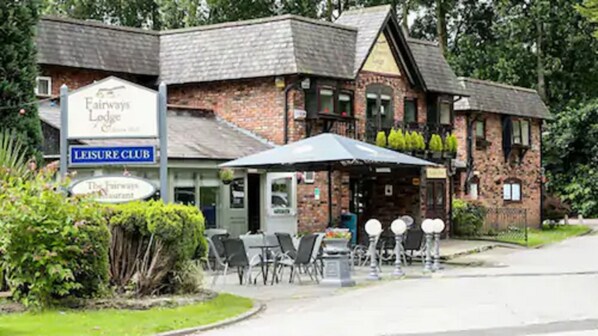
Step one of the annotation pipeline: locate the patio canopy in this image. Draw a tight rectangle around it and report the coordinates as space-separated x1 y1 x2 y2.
220 133 436 171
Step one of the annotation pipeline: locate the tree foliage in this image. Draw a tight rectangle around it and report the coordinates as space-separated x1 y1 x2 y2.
0 0 43 159
577 0 598 38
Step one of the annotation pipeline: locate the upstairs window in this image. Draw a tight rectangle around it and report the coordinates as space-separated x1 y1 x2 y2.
475 120 486 139
503 178 522 202
512 119 531 147
35 76 52 97
319 88 335 114
338 92 353 117
439 101 452 125
404 98 417 124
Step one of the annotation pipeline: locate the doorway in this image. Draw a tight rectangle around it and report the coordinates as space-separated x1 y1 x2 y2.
426 180 447 222
247 174 261 233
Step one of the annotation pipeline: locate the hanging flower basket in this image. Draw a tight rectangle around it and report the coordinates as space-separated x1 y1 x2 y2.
219 168 234 185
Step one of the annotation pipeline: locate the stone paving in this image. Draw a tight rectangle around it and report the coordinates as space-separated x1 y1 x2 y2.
199 228 598 336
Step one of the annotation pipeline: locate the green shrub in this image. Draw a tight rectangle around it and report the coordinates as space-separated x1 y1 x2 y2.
375 131 387 147
416 132 426 151
0 169 110 308
388 129 406 151
428 134 443 152
448 134 458 152
108 201 206 295
218 168 234 182
452 199 487 237
543 195 571 222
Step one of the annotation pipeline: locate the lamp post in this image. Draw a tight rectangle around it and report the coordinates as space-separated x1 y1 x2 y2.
365 219 382 280
432 218 445 271
391 219 407 276
421 219 434 273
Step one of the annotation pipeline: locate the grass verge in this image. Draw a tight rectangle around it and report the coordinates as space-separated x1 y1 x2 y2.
0 293 252 336
495 224 591 247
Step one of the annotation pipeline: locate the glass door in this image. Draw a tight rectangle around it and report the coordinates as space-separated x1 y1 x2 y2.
200 187 219 229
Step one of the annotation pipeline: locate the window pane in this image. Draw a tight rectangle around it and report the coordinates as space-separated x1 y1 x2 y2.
470 183 478 200
512 120 521 144
319 89 334 114
175 187 195 206
427 184 434 206
271 177 292 208
435 183 444 206
521 120 530 146
37 78 50 95
200 187 218 229
512 183 521 201
380 97 392 127
503 184 511 200
440 102 451 124
338 93 352 116
404 99 416 123
476 120 485 138
366 97 378 117
230 178 245 209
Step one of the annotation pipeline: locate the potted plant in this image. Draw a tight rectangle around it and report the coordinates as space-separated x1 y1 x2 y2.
388 128 398 150
448 134 458 158
375 131 387 147
323 228 352 254
414 131 426 156
219 168 234 184
404 131 414 154
428 134 443 159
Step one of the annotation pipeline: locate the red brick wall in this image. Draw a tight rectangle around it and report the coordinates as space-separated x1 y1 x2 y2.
455 111 543 227
39 65 155 95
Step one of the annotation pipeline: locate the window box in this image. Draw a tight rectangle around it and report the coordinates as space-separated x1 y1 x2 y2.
476 138 492 149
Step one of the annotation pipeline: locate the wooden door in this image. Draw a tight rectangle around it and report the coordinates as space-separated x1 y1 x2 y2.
426 180 446 222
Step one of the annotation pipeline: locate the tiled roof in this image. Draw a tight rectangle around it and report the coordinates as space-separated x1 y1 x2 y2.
159 15 356 84
38 102 272 160
407 39 468 96
335 5 391 77
454 78 551 119
37 16 159 75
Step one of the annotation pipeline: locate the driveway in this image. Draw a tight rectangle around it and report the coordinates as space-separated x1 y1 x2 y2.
201 231 598 336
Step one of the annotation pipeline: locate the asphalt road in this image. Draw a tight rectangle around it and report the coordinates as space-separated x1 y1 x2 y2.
202 230 598 336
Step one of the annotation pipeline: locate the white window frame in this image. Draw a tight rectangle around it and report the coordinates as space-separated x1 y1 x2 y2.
303 171 315 184
503 180 522 201
35 76 52 97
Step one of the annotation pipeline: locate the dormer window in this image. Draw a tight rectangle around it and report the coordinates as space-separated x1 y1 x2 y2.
319 88 335 114
439 101 452 125
35 76 52 97
512 119 530 147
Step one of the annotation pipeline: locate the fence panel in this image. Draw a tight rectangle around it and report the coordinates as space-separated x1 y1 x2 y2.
484 207 528 246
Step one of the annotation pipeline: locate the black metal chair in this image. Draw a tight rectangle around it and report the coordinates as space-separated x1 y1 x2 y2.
277 234 319 284
222 238 255 285
403 229 425 265
275 232 298 259
207 233 228 270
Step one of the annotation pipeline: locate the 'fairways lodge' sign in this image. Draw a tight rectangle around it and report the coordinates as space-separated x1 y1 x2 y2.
67 77 159 139
69 145 156 166
70 176 157 203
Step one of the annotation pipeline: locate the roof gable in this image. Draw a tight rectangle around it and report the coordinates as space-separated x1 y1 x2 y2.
454 78 551 119
361 33 401 76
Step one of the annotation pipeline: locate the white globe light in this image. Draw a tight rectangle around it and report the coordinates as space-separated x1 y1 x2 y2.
365 219 382 236
433 218 445 233
391 219 407 235
421 219 435 233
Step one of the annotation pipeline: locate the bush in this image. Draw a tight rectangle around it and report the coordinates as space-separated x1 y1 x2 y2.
0 169 110 308
107 201 206 296
375 131 387 147
543 195 571 222
452 199 487 237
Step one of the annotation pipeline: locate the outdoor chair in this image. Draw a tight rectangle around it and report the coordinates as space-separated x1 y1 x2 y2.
400 215 415 229
403 229 425 265
275 232 298 260
222 238 257 285
207 238 228 286
311 233 325 277
353 234 382 271
206 233 228 272
276 234 319 284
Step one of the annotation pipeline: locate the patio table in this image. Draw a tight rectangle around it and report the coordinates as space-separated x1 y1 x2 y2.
249 244 279 285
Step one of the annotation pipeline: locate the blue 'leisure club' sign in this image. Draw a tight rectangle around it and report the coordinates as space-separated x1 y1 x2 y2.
69 145 156 166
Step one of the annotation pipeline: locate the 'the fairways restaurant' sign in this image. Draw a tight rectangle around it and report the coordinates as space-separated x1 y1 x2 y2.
67 77 158 139
70 176 156 203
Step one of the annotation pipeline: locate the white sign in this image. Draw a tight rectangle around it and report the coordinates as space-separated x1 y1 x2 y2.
70 176 157 203
67 77 158 139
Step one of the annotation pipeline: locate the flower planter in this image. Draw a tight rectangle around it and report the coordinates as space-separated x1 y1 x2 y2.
431 151 442 159
323 238 350 254
221 179 233 185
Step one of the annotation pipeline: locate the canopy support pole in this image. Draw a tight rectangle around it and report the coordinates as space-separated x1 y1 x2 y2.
328 165 333 227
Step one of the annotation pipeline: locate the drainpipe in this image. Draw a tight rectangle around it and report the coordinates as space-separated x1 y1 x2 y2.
540 122 544 226
283 79 302 144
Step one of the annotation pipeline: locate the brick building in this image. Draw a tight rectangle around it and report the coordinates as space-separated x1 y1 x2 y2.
38 6 547 240
454 78 551 229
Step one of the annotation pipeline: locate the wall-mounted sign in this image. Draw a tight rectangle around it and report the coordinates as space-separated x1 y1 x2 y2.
70 176 157 203
412 177 421 186
294 109 307 120
69 145 156 166
426 167 447 179
314 187 321 200
67 77 158 139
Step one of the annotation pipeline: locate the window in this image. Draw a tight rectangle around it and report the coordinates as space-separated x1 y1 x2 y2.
319 88 335 114
271 177 292 209
475 120 485 139
303 171 315 184
404 98 417 124
503 179 522 201
380 94 392 126
365 85 394 137
35 76 52 97
338 92 353 117
512 119 531 146
469 183 479 200
174 187 196 206
230 178 245 209
440 101 451 125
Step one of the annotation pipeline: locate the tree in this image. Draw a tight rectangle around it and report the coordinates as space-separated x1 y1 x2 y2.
159 0 205 29
205 0 276 24
277 0 320 18
0 0 43 159
577 0 598 38
544 100 598 217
